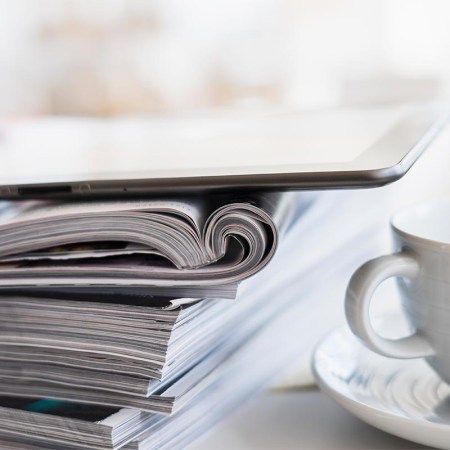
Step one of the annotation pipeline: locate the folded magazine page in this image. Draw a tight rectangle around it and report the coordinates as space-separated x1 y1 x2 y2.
0 192 303 298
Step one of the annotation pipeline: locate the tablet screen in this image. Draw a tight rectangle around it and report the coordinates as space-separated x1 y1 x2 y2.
0 107 410 184
0 105 448 198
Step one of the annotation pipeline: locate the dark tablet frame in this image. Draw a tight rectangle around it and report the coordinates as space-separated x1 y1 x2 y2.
0 104 448 199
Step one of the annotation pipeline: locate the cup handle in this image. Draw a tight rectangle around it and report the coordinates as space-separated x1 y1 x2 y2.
345 252 434 358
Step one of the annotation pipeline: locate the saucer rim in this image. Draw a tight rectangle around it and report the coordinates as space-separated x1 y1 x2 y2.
312 327 450 448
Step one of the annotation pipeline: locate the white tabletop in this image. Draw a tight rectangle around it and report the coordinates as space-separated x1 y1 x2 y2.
193 389 427 450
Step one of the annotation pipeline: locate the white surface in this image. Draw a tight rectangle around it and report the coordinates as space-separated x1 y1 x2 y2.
192 389 426 450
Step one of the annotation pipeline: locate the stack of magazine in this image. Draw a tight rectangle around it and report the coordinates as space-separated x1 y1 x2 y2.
0 191 314 449
0 187 393 449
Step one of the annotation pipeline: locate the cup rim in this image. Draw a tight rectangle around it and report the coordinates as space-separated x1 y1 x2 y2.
391 199 450 249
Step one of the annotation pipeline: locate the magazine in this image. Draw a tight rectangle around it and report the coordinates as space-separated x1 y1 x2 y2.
0 192 301 298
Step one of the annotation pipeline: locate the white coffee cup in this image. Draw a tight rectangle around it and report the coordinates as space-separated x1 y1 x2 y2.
345 200 450 383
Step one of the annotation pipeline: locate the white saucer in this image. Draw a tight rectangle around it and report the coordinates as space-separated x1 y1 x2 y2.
312 325 450 449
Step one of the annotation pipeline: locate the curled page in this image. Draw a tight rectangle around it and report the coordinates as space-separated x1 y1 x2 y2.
0 193 301 297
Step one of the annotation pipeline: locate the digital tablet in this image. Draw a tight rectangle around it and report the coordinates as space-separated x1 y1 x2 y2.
0 103 447 199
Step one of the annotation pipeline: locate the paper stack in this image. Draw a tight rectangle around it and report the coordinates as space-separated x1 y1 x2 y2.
0 186 395 449
0 191 318 449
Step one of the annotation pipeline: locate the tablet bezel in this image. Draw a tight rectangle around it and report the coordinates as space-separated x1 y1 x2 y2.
0 104 447 199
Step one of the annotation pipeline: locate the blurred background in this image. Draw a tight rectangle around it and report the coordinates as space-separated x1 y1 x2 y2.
1 0 449 117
